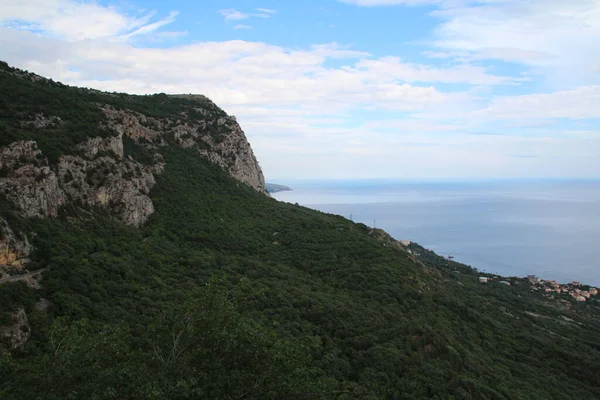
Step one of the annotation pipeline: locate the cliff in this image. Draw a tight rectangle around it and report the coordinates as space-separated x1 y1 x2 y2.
0 62 266 229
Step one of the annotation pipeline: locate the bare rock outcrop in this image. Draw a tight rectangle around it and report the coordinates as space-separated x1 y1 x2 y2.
200 116 266 193
77 132 124 160
0 140 156 226
58 155 155 226
20 113 63 129
0 141 67 218
0 100 267 227
0 220 31 269
0 219 32 280
101 107 163 142
101 106 266 193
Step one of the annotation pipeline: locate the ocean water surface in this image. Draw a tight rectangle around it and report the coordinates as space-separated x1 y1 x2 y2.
272 180 600 286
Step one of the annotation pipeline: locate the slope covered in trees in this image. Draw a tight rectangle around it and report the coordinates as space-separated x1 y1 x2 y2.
1 63 599 399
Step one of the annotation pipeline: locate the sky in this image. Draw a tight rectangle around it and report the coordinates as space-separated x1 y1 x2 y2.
1 0 599 180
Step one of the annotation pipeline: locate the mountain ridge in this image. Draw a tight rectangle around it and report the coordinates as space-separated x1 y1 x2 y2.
0 60 266 227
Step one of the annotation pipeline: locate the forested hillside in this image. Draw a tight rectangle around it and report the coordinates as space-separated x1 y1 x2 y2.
1 62 599 399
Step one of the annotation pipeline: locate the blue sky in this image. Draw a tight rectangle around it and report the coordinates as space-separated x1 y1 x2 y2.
1 0 599 180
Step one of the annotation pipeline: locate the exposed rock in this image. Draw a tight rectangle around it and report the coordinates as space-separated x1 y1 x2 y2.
101 107 163 142
200 116 266 193
0 140 156 226
0 142 67 218
22 275 42 289
0 140 42 170
77 132 124 160
0 100 267 227
20 113 63 129
0 219 31 269
0 308 30 349
101 106 266 193
369 228 408 251
58 155 156 226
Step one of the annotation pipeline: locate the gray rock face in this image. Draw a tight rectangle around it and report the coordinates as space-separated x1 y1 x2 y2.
0 140 155 226
57 155 156 226
0 219 31 279
0 141 67 218
201 117 266 193
20 113 63 129
101 107 266 193
77 132 124 160
0 140 42 170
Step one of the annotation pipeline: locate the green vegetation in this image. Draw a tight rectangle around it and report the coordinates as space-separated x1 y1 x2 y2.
1 63 600 399
0 62 227 163
265 183 293 193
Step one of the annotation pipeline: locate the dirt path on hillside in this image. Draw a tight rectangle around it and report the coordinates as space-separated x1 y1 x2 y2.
0 268 48 285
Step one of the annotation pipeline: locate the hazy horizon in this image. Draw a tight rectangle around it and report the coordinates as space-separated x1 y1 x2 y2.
268 177 600 184
273 179 600 286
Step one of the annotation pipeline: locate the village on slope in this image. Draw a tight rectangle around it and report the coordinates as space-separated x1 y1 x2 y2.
477 274 598 302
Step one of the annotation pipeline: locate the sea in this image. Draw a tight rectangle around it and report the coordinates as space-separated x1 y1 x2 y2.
271 180 600 286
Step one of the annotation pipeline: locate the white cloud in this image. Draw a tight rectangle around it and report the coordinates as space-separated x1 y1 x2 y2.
341 0 600 88
429 0 600 87
337 0 440 5
122 11 179 39
233 24 253 30
352 56 519 85
218 8 250 22
0 26 465 111
218 8 276 24
472 86 600 121
256 8 277 14
0 0 177 41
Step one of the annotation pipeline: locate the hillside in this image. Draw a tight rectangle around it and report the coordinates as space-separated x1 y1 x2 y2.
265 183 293 193
1 62 600 400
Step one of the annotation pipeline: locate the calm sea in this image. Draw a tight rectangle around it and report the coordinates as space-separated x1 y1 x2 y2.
272 180 600 286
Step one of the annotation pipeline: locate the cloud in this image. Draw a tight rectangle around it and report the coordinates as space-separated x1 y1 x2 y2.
233 24 253 30
310 43 371 59
352 56 519 85
218 8 276 24
218 8 250 22
340 0 600 88
256 8 276 14
337 0 440 5
0 0 177 41
429 0 600 87
0 26 466 111
122 11 179 39
473 86 600 121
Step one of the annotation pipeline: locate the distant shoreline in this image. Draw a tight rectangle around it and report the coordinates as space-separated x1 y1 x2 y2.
270 180 600 286
265 183 293 193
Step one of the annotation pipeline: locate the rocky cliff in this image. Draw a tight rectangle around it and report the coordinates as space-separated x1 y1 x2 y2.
0 219 32 278
101 106 266 194
0 62 267 229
